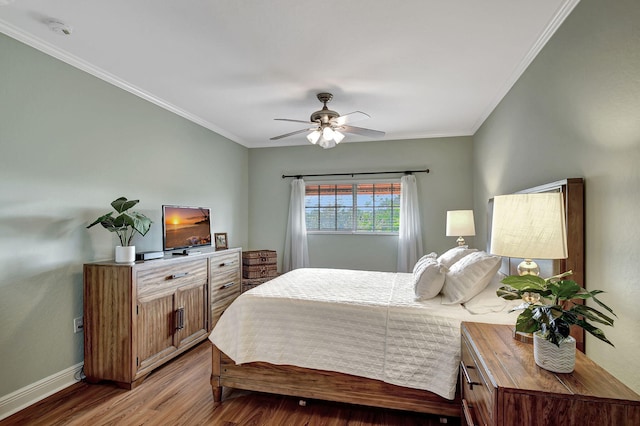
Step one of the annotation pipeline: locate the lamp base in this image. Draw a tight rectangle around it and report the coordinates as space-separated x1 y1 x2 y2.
456 236 466 247
517 259 540 276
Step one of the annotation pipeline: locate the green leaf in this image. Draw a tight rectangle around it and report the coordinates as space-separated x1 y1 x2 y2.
573 318 614 347
496 286 521 300
570 305 615 327
86 212 114 229
515 308 540 334
111 197 139 213
502 274 547 291
112 214 129 228
550 280 582 301
591 294 617 317
129 211 152 236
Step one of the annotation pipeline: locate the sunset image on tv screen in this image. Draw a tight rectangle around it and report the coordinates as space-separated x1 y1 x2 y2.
164 206 211 249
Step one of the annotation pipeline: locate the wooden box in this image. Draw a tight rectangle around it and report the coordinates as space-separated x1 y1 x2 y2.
242 250 277 266
242 277 268 293
243 264 277 279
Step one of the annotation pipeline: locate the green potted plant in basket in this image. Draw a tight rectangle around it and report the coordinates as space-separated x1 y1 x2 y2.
497 271 616 373
87 196 152 263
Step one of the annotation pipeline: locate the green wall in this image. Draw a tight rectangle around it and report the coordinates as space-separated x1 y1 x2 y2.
0 33 249 398
248 137 474 272
473 0 640 392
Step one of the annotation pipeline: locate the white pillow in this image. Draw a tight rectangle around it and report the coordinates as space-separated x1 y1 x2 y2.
441 251 501 304
437 247 478 269
462 271 517 314
413 257 448 300
412 252 437 274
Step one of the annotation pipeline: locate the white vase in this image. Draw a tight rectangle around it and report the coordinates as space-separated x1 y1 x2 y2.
115 245 135 263
533 331 576 373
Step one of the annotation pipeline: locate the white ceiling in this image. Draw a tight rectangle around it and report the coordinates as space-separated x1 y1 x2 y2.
0 0 579 148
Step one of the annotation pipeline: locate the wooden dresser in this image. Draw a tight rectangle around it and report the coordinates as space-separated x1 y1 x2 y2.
83 247 241 389
460 322 640 426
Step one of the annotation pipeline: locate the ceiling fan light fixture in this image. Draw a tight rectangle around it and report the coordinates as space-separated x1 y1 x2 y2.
318 137 336 149
333 130 345 144
322 126 335 140
307 129 321 144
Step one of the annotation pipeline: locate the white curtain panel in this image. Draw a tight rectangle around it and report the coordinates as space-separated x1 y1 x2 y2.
397 174 424 272
283 178 310 272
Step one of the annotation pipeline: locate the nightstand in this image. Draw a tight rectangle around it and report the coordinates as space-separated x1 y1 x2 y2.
460 322 640 426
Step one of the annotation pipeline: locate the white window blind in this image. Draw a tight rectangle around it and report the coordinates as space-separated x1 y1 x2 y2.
304 182 401 233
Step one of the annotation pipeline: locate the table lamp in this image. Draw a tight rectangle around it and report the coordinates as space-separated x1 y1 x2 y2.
446 210 476 247
489 192 568 276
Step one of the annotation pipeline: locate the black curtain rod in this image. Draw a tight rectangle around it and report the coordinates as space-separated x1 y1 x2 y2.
281 168 430 179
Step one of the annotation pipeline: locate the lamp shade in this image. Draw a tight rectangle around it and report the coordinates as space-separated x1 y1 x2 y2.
490 193 568 260
446 210 476 237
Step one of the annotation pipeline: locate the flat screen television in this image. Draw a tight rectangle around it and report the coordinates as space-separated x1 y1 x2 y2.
162 205 212 252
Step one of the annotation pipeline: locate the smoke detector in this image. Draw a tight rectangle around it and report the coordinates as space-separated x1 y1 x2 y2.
47 20 72 36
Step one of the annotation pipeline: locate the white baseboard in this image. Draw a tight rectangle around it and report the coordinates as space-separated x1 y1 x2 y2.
0 362 84 421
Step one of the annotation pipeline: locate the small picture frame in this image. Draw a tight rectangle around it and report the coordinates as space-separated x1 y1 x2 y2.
214 232 228 251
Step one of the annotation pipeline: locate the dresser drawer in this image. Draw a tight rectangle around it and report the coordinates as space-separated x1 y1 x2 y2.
210 251 240 295
461 334 493 425
210 251 241 278
137 259 208 298
209 250 241 328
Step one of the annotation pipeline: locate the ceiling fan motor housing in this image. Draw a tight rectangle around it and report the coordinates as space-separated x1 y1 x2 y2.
310 93 339 125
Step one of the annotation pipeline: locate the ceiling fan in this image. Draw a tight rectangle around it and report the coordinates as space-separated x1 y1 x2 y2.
270 93 386 149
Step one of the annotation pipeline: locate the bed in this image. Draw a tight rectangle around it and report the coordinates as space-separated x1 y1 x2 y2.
209 178 584 417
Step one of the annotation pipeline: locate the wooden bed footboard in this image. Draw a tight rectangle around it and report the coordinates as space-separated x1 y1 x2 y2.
210 343 461 417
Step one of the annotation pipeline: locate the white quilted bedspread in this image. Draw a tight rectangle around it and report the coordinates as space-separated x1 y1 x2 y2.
209 268 514 400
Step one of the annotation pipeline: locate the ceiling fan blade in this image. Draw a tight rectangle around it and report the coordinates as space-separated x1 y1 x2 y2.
275 118 317 125
342 125 386 138
334 111 370 126
270 128 313 141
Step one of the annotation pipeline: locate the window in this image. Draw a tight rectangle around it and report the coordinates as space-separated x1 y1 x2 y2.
305 182 401 233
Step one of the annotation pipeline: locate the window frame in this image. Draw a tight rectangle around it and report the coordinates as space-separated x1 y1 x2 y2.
304 178 401 236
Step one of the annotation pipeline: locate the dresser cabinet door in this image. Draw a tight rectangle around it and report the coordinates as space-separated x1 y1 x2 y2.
137 294 176 372
175 281 208 348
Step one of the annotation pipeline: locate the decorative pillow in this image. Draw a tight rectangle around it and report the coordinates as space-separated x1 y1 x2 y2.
462 271 521 314
412 252 437 274
437 247 478 269
441 251 501 305
413 257 448 300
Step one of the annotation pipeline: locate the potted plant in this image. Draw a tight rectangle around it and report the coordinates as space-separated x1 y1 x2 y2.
87 197 152 263
497 271 616 373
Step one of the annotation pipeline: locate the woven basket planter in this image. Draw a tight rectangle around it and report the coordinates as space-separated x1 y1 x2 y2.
533 332 576 373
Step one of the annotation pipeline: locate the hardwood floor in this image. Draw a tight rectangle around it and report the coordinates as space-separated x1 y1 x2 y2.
1 342 460 425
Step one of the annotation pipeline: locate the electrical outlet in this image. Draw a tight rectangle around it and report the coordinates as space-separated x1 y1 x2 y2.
73 316 84 334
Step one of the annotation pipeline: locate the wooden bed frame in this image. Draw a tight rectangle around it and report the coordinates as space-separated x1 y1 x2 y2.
210 345 461 417
210 178 584 417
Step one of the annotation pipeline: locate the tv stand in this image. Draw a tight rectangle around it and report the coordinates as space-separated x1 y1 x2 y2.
83 248 241 389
